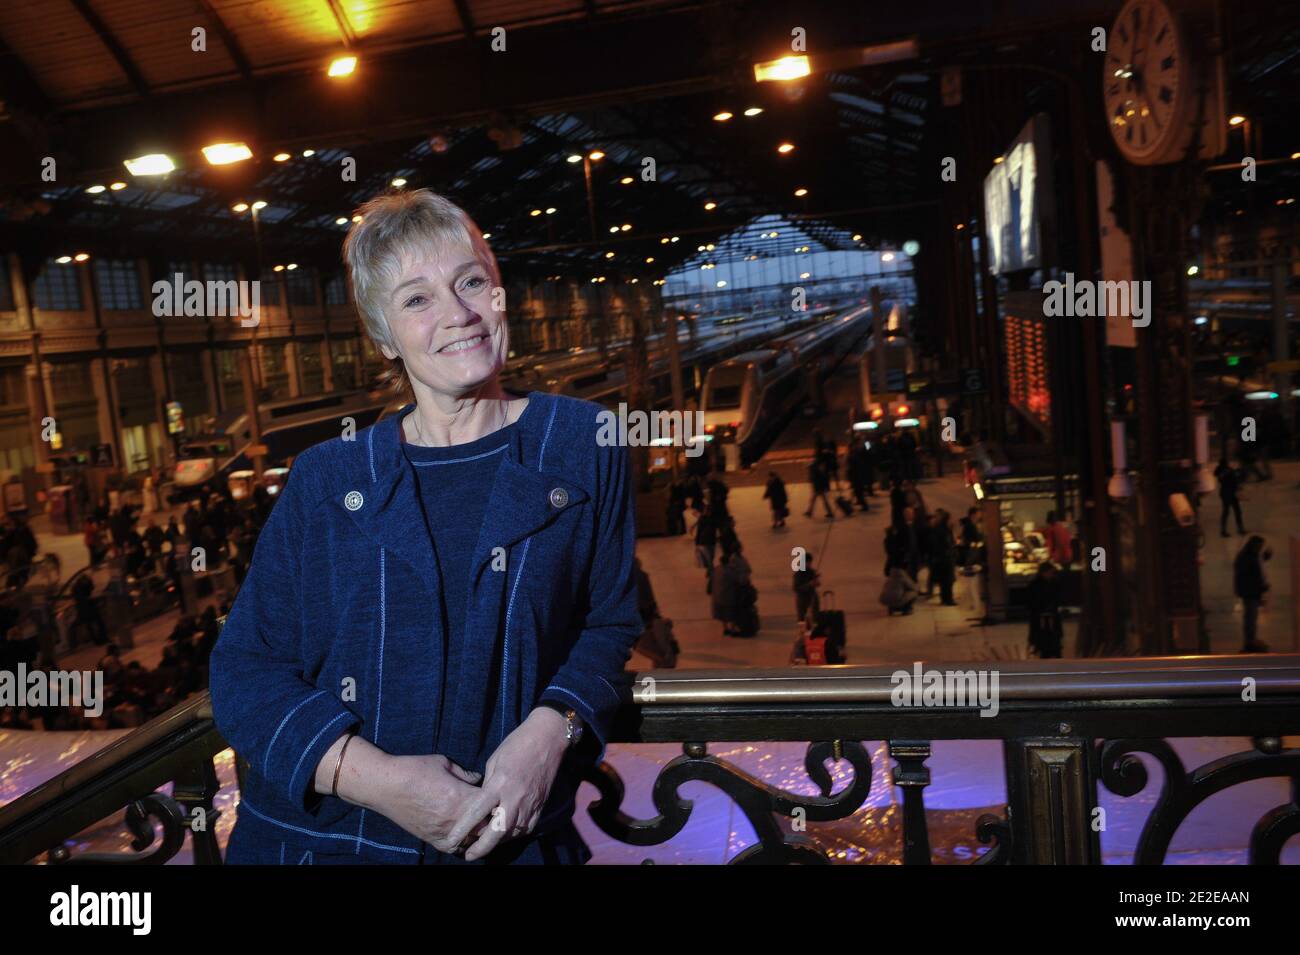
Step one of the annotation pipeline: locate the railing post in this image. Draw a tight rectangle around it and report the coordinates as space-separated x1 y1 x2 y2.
888 740 933 865
1003 732 1100 864
173 755 223 865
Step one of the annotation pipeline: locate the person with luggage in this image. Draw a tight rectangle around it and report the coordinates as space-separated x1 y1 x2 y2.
763 472 790 528
633 556 679 667
793 554 821 624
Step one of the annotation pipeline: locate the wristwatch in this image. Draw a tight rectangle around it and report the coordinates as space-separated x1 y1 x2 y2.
538 700 584 747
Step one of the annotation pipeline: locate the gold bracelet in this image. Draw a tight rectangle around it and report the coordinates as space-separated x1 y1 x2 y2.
331 732 357 798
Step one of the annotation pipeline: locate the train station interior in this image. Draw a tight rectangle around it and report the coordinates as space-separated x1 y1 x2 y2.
0 0 1298 882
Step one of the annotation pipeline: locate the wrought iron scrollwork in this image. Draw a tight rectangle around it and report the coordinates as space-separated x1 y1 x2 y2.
49 793 189 865
972 813 1012 865
1098 739 1300 864
584 740 874 864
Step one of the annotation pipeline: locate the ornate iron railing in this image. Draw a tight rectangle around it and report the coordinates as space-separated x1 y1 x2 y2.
1 654 1298 864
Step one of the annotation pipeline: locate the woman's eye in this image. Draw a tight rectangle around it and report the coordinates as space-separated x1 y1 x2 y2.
404 294 427 308
463 276 487 291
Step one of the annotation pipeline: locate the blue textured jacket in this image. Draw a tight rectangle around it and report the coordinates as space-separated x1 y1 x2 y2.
209 392 640 863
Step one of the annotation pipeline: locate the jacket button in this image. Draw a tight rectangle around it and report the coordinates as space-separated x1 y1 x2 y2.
549 487 568 508
344 491 364 511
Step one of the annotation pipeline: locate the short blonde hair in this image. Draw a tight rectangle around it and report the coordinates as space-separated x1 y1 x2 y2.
342 189 499 399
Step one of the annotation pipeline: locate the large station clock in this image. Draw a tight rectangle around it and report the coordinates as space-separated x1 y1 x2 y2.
1103 0 1201 165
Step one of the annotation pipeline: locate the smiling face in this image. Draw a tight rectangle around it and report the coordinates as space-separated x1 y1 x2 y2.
378 239 508 400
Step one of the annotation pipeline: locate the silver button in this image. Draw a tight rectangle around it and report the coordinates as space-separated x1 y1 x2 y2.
344 491 364 511
549 487 568 508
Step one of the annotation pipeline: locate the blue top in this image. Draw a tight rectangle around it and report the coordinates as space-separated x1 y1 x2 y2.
399 407 522 743
209 391 640 864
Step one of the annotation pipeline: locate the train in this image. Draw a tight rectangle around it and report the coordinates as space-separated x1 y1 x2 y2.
699 304 874 465
854 318 922 436
171 390 393 498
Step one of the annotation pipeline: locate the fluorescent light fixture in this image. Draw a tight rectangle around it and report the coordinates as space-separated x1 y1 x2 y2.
1244 390 1278 400
202 142 253 165
754 55 811 82
852 420 880 431
123 153 175 176
894 417 921 428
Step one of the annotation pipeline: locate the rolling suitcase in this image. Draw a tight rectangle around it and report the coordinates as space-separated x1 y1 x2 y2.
815 590 846 663
835 495 855 517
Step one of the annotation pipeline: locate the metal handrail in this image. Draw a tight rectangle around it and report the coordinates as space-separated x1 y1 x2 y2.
1 654 1298 863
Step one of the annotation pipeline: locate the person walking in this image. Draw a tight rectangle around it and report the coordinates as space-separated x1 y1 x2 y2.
1233 536 1271 653
958 507 983 576
694 505 718 593
804 458 834 519
713 543 755 637
1214 456 1245 537
1026 562 1063 658
848 439 870 511
928 510 958 606
762 472 789 528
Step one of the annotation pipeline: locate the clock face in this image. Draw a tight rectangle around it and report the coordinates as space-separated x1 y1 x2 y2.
1104 0 1190 163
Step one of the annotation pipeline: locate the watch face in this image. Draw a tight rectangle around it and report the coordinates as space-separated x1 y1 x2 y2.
1104 0 1188 163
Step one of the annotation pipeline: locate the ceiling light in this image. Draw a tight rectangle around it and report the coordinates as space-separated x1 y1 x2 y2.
645 257 655 264
620 176 633 185
328 55 358 77
352 214 362 223
109 181 127 190
482 232 492 239
993 155 1004 164
704 201 717 210
777 142 795 154
621 224 631 231
335 216 348 225
391 178 407 187
713 111 733 122
286 263 298 270
232 202 249 213
55 256 72 264
85 185 106 194
273 152 291 162
546 207 556 214
744 107 763 117
273 265 285 272
302 149 316 157
251 200 267 210
794 187 808 197
611 227 621 234
533 209 544 217
567 154 583 163
882 251 895 262
75 252 90 263
670 236 679 242
123 153 175 176
588 150 605 161
800 272 810 279
852 233 862 241
753 55 811 82
202 142 253 165
1228 115 1246 126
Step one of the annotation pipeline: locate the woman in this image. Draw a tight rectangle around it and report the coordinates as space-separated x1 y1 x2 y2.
209 189 640 865
928 510 958 606
711 542 755 637
762 471 789 528
879 566 918 616
1233 536 1271 653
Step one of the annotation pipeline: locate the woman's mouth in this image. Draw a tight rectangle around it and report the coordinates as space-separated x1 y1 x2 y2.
438 333 489 354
